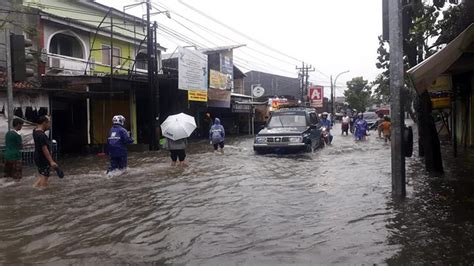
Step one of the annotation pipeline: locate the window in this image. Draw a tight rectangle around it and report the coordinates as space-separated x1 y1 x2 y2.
101 45 121 66
49 33 84 58
310 113 319 125
268 114 307 128
135 52 147 70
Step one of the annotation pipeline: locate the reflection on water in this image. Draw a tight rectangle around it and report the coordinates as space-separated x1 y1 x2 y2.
0 125 473 264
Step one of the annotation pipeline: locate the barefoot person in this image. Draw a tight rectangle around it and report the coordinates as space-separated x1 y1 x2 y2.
166 137 187 167
4 118 24 181
33 116 58 188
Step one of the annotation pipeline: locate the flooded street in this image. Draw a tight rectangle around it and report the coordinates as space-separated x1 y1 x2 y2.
1 124 474 264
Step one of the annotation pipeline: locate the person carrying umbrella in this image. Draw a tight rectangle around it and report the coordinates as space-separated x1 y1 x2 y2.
161 113 197 167
209 118 225 154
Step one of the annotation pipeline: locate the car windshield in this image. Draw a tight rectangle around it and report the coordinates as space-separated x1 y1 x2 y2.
267 114 307 128
364 113 378 120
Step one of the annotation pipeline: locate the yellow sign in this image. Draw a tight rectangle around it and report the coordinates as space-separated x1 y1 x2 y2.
209 69 228 90
188 90 208 102
430 75 452 92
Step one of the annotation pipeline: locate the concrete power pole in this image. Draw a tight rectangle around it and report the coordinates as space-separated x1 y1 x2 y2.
296 62 315 105
146 0 157 151
5 29 14 131
389 0 406 197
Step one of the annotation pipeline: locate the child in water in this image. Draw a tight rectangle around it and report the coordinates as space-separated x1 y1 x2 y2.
379 116 391 143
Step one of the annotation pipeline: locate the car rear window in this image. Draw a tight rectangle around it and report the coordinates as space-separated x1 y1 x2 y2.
268 114 307 128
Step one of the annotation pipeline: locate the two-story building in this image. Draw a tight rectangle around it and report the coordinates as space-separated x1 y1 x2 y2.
20 0 166 152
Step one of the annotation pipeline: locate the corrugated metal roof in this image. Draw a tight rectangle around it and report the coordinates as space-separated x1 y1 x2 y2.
199 44 246 54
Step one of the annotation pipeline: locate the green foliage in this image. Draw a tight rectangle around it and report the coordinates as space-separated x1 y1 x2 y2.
344 77 372 113
373 0 468 111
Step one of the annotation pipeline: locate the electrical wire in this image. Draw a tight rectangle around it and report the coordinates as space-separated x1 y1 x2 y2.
172 0 330 78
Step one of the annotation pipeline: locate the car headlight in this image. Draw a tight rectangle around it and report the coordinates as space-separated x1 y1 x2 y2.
289 136 303 143
255 137 267 144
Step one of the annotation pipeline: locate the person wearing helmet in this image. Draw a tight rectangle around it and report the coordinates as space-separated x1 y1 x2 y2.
354 113 368 141
107 115 134 173
209 118 225 154
320 112 333 144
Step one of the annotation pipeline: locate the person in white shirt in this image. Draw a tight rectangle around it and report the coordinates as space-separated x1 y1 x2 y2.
341 113 351 135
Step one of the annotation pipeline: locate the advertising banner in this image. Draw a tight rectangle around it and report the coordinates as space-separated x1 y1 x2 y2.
209 69 228 90
188 90 208 102
178 47 208 99
309 86 324 108
220 51 234 90
208 88 231 108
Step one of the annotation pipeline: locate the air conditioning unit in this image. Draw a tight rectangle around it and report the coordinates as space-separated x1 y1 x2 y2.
50 57 62 69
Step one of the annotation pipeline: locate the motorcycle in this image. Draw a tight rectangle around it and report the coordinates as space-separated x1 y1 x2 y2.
321 127 330 145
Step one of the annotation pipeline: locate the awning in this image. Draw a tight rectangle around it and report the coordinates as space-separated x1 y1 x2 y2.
408 24 474 93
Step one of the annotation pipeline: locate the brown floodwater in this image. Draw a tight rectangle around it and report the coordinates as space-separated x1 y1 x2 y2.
0 124 473 264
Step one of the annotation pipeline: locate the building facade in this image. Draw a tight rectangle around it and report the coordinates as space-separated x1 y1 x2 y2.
0 0 167 152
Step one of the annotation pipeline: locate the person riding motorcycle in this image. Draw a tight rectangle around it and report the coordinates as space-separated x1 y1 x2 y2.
320 112 333 144
354 113 368 141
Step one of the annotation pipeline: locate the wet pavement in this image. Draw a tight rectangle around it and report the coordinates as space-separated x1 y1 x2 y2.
1 123 474 264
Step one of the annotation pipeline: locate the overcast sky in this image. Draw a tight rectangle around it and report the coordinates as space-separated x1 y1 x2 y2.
96 0 383 96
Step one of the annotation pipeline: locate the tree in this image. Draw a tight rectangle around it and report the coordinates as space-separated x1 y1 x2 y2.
344 77 372 113
374 0 467 102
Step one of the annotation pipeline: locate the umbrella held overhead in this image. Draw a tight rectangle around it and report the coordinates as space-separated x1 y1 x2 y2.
160 113 197 141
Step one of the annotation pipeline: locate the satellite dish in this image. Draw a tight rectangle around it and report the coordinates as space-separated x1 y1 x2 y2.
252 86 265 98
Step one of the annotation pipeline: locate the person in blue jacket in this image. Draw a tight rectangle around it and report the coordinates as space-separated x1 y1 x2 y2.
320 112 333 144
107 115 134 173
209 118 225 154
354 113 369 141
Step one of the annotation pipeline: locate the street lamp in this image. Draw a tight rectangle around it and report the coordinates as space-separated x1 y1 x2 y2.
331 70 350 115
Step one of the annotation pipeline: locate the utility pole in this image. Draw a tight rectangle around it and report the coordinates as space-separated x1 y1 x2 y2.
146 0 157 151
330 75 334 115
389 0 406 197
296 62 315 105
5 29 13 131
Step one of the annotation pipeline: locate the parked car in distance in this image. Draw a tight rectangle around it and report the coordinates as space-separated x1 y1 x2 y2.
363 112 380 128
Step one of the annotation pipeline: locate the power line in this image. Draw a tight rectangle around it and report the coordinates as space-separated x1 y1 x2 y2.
171 0 330 78
150 3 304 77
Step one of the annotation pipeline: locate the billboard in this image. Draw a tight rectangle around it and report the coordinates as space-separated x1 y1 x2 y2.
220 50 233 90
178 47 208 101
208 88 231 108
209 69 228 90
188 90 208 102
309 86 324 108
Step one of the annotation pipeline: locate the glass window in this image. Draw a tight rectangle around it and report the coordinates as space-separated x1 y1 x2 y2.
309 113 319 124
101 45 121 66
135 53 147 70
49 33 83 58
268 114 307 128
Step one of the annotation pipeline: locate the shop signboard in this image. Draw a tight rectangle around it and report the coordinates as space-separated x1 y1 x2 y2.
178 47 208 102
209 69 228 90
188 90 208 102
309 86 324 108
220 50 233 90
208 88 231 108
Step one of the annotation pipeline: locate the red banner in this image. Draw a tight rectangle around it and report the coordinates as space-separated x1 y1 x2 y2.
308 86 324 108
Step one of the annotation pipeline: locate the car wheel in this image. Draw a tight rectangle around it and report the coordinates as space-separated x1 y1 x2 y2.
305 143 314 153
